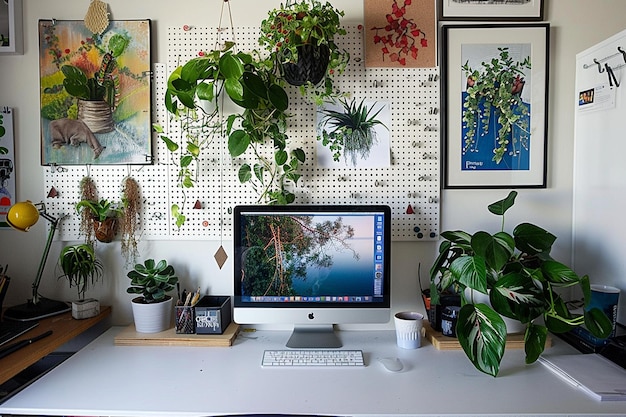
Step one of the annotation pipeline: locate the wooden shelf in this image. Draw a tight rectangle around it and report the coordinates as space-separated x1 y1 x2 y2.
0 306 111 385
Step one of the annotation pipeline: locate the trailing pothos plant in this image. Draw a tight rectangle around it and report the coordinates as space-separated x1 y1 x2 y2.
429 191 613 377
154 42 305 227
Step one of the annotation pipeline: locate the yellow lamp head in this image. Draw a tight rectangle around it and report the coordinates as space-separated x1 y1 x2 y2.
6 200 41 232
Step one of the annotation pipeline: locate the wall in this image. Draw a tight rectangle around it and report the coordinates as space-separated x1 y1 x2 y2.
1 0 625 327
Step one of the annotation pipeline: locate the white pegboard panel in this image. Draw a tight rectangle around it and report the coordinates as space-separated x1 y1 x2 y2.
43 25 440 242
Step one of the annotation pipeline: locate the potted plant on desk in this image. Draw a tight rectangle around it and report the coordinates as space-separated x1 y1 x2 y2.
58 243 104 319
126 259 178 333
429 191 613 376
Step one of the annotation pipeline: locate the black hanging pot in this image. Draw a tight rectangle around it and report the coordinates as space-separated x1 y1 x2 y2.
280 43 330 87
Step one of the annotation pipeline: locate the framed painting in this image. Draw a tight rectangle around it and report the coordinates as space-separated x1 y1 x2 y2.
439 0 544 21
39 19 153 165
364 0 436 68
0 0 23 54
442 23 549 188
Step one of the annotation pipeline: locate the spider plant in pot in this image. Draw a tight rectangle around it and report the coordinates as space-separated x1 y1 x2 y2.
126 259 179 333
154 42 305 227
58 243 103 319
259 0 350 104
75 198 124 243
316 97 387 167
429 191 613 377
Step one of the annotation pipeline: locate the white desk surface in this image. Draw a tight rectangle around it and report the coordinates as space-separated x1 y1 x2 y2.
1 326 625 417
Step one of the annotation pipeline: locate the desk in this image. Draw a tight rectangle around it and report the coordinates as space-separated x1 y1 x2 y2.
1 326 625 416
0 306 111 386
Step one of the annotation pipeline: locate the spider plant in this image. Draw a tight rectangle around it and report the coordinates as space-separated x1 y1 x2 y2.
316 98 387 166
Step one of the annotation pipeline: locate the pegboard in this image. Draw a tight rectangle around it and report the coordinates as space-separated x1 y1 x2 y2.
43 25 440 242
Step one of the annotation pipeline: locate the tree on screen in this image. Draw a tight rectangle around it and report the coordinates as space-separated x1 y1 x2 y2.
241 215 357 297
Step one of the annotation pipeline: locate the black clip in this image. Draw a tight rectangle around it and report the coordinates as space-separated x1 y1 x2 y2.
605 63 620 88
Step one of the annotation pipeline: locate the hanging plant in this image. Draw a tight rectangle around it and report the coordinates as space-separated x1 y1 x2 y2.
259 0 350 104
79 176 98 246
121 176 141 265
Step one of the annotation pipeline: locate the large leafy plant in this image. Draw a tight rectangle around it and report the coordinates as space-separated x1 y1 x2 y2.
430 191 613 377
154 43 305 227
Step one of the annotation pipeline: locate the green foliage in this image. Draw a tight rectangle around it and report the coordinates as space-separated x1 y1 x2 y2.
259 0 350 103
154 43 306 225
317 98 387 166
430 191 614 376
462 47 531 164
61 34 129 106
58 243 104 300
76 198 124 222
126 259 179 304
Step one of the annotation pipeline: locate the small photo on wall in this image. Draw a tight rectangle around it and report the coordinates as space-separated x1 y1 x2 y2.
364 0 436 68
316 98 391 169
38 19 152 165
0 107 15 228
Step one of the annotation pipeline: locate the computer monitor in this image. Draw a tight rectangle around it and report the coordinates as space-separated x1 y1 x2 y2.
233 205 391 348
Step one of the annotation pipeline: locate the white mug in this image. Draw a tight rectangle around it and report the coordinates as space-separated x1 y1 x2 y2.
394 311 426 349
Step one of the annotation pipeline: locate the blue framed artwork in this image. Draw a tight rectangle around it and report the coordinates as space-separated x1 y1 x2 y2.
442 23 549 188
38 19 152 165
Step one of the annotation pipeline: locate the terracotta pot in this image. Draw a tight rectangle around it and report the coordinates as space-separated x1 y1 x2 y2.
93 217 118 243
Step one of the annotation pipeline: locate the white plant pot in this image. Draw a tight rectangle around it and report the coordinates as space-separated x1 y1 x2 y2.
466 289 526 334
131 296 173 333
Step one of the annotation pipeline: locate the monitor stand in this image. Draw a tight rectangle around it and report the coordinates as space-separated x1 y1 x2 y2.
286 324 342 348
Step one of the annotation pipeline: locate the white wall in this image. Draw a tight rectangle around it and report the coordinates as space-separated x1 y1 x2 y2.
1 0 625 327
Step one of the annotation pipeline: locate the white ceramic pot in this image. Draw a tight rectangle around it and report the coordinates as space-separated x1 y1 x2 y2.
131 296 173 333
465 289 526 334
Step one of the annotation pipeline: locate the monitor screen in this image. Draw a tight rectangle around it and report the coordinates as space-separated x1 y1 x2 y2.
233 205 391 348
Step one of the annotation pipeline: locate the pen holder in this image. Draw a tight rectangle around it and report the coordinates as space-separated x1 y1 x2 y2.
175 305 195 334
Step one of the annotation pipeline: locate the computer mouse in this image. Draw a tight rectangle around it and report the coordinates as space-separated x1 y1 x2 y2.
378 357 403 372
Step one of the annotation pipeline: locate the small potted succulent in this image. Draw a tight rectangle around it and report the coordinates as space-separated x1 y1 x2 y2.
58 243 104 319
429 191 613 376
126 259 179 333
259 0 350 103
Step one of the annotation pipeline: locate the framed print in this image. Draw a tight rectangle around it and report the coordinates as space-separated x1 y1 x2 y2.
442 23 549 188
0 0 23 54
39 19 153 165
439 0 544 21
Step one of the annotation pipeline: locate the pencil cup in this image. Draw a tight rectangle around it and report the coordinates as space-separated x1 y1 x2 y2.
394 311 426 349
175 305 195 334
589 285 620 338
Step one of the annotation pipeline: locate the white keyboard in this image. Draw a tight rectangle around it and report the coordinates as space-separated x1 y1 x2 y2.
262 349 365 367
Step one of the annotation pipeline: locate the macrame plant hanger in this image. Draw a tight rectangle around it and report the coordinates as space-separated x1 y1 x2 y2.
213 0 237 270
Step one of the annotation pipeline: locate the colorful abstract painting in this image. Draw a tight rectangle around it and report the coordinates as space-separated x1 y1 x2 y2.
364 0 436 68
38 20 152 165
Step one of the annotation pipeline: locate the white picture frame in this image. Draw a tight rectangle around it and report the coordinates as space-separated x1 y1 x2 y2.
0 0 23 54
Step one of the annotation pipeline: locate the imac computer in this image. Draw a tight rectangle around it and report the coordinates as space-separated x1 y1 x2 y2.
233 205 391 348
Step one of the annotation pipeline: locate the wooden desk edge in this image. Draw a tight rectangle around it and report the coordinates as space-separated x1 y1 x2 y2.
0 306 112 385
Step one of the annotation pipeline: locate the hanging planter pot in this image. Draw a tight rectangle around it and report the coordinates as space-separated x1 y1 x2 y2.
93 216 119 243
280 43 330 87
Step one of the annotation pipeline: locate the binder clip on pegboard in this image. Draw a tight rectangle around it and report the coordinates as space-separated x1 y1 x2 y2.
84 0 110 35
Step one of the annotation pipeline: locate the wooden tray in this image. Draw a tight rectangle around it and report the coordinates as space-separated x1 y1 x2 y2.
424 321 551 351
114 322 240 347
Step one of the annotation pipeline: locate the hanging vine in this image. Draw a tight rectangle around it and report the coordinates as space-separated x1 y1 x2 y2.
121 176 141 265
79 175 98 247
